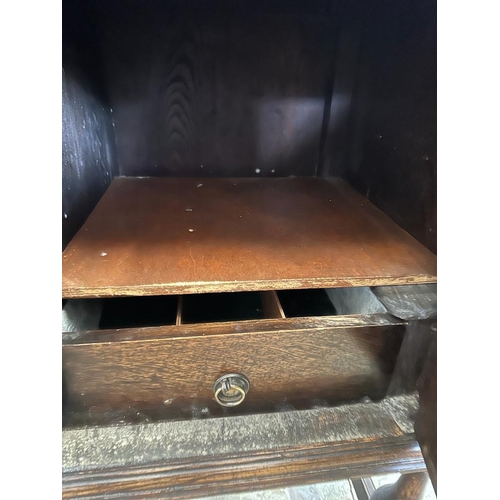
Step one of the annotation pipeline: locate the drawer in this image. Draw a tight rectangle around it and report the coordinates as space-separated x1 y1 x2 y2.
62 288 406 426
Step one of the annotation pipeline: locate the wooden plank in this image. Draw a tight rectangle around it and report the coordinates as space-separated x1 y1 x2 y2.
175 296 183 326
62 394 424 499
388 319 436 395
62 46 117 251
319 23 361 179
62 314 405 344
95 1 337 178
63 437 424 499
415 334 437 492
62 177 437 298
260 291 285 319
341 0 436 253
62 315 405 421
371 284 437 320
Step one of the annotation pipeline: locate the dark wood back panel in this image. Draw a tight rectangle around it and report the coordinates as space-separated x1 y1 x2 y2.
86 0 337 177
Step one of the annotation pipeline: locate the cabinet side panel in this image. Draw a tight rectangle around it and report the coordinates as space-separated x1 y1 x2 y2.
324 0 436 253
62 2 118 249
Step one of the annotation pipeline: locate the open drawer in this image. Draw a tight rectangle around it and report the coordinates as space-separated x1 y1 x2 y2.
63 287 409 427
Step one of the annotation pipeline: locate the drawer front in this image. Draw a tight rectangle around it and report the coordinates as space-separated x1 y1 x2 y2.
63 315 405 425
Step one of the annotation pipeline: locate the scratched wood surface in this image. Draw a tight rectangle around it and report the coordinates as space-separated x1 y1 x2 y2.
62 394 424 499
415 334 437 492
62 177 437 298
62 314 405 423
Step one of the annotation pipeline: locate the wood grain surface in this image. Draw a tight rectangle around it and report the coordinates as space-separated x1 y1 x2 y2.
416 333 437 492
62 394 424 499
260 291 285 319
94 0 337 177
63 437 424 499
62 315 405 421
388 319 436 395
62 46 117 250
62 177 437 298
371 284 437 320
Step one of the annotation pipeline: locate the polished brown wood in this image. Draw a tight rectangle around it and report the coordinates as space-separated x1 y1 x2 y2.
62 177 437 298
62 314 405 420
62 394 424 499
370 472 429 500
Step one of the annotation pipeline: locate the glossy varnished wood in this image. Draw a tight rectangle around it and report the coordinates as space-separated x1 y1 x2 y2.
62 177 437 298
62 315 405 419
62 394 424 499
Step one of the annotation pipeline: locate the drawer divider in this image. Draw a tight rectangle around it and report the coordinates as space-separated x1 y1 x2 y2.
260 291 286 319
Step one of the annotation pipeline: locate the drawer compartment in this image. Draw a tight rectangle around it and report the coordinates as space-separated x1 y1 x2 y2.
180 292 265 324
63 312 405 427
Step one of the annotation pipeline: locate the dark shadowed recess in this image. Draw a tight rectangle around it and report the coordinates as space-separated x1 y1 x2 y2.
62 0 436 253
62 0 119 249
328 0 437 253
65 0 339 178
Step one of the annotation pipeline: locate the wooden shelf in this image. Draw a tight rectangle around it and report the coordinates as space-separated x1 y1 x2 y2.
62 177 437 298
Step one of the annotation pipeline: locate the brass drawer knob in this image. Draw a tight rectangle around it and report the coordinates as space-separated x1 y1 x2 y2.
213 373 250 407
